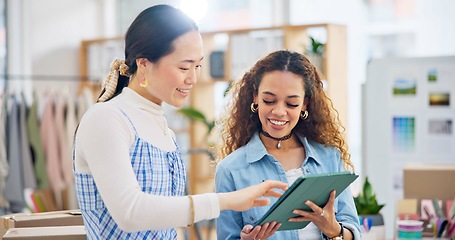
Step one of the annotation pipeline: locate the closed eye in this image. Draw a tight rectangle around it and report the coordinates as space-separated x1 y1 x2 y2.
287 103 299 108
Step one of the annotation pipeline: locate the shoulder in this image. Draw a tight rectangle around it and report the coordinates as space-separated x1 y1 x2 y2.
80 103 114 124
307 138 340 156
216 146 248 172
77 102 131 136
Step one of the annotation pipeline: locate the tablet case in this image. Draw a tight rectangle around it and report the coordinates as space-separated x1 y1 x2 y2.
255 171 358 231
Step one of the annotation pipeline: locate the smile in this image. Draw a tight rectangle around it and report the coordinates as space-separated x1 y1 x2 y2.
177 88 189 93
269 119 287 126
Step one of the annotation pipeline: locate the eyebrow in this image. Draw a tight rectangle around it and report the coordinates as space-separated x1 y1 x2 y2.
181 56 204 63
262 91 301 99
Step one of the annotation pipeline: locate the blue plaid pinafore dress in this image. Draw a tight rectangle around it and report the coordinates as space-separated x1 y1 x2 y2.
74 110 186 239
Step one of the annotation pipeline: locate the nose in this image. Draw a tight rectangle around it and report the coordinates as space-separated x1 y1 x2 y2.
185 68 198 85
271 103 286 116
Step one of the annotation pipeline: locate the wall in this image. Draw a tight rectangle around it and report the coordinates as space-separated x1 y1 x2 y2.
364 55 455 239
6 0 118 102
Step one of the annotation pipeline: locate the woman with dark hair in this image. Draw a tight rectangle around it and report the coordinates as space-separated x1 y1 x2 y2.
215 50 361 240
73 5 287 239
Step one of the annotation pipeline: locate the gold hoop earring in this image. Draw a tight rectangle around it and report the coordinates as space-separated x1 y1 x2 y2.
300 110 309 120
139 76 148 88
250 103 258 113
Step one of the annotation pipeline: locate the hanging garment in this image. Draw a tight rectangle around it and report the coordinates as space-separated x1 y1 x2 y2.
0 95 9 212
27 92 49 190
65 92 79 210
65 93 78 161
55 91 78 209
4 95 26 213
40 92 65 210
76 87 94 122
55 92 72 184
19 93 37 190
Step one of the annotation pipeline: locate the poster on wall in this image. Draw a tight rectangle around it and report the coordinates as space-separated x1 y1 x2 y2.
388 69 421 109
426 118 453 154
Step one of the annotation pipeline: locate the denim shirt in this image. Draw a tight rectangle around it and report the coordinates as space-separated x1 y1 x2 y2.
215 132 361 240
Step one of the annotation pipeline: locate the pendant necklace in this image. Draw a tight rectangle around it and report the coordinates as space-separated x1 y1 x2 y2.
260 130 293 149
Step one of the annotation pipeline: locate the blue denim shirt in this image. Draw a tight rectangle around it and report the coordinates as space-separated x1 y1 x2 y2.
215 132 361 240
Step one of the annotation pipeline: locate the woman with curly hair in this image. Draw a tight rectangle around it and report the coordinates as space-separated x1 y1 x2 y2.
215 50 361 240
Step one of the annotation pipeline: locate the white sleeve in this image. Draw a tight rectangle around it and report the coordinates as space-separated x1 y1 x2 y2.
75 105 220 231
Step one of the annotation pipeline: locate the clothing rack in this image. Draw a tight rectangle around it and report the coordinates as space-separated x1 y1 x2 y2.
1 74 90 81
0 74 100 96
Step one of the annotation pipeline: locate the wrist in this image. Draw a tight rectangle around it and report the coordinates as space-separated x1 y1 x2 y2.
324 222 344 240
217 193 229 211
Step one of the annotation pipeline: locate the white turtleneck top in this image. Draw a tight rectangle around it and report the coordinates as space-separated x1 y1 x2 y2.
74 87 219 231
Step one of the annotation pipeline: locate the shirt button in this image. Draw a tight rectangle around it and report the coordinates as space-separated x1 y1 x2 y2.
250 216 254 221
306 169 310 173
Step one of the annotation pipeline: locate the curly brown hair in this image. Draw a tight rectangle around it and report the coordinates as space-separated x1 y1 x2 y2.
217 50 354 171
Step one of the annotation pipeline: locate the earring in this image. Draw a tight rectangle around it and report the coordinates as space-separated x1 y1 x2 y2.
250 103 258 113
300 110 309 120
139 76 148 88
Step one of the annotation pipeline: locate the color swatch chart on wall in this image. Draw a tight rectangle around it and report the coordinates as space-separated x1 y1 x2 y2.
392 116 415 152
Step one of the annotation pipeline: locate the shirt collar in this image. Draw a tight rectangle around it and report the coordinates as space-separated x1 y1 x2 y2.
245 132 323 165
118 87 164 116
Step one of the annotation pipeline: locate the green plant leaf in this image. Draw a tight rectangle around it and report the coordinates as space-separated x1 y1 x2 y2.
309 36 325 55
177 107 207 123
177 107 215 135
363 177 373 199
354 176 385 215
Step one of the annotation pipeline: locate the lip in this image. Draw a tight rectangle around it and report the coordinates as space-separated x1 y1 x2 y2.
177 88 190 96
268 118 288 130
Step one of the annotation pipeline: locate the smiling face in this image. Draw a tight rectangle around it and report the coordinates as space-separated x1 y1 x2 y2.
137 30 203 107
254 70 307 138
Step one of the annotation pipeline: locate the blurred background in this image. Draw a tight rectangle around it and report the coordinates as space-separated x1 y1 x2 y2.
1 0 454 239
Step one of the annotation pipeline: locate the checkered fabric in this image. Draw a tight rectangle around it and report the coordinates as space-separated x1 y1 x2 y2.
74 110 186 239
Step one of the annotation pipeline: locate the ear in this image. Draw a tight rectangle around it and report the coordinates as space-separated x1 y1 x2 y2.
136 58 148 74
253 94 258 104
301 97 309 111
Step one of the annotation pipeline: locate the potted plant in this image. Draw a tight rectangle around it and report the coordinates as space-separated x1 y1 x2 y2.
305 36 325 73
354 177 385 229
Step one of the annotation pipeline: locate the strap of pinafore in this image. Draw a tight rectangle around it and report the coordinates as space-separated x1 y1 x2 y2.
118 109 139 136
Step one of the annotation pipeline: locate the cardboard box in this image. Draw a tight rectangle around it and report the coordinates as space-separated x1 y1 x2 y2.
403 163 455 238
0 210 84 237
403 163 455 201
2 225 86 239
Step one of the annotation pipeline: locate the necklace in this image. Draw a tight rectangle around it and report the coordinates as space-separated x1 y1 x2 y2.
260 131 293 149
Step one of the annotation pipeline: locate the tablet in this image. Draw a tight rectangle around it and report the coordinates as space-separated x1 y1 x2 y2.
255 171 358 231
